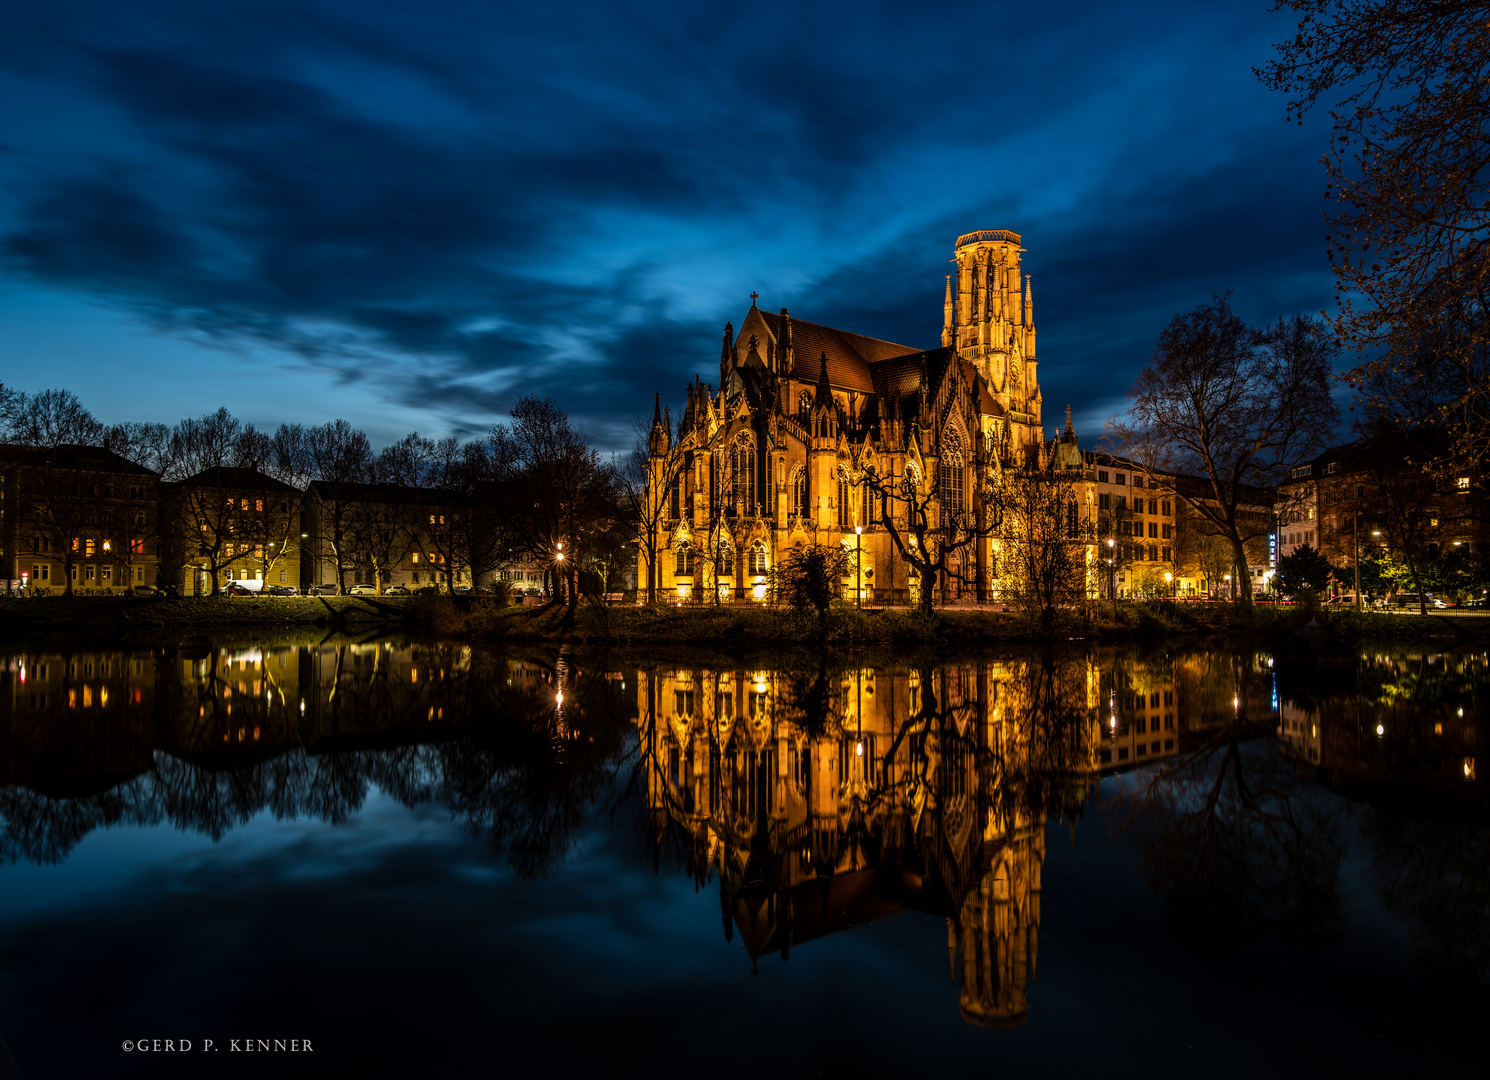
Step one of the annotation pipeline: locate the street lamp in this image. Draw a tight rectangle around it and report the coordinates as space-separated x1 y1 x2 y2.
855 526 863 609
1107 538 1117 614
554 541 565 603
1164 570 1172 600
301 533 315 591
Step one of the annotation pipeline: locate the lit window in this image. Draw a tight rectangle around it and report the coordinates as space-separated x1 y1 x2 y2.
1458 476 1471 490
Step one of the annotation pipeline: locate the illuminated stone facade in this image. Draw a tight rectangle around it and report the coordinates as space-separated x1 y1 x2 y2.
642 230 1079 604
635 656 1102 1025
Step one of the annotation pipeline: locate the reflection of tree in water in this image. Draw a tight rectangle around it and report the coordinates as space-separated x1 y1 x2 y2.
0 779 161 866
425 650 635 878
1271 648 1489 980
1115 713 1347 956
635 651 1100 1027
0 642 634 876
1364 810 1490 985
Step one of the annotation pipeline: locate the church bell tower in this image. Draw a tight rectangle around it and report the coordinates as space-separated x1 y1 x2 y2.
944 229 1041 452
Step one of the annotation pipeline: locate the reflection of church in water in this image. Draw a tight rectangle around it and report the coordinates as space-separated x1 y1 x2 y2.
637 659 1108 1027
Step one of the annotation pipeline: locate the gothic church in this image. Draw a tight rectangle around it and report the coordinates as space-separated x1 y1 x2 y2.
644 229 1071 603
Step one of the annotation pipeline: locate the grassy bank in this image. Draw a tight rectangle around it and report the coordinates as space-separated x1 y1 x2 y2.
0 594 1478 649
401 596 1478 649
0 594 406 638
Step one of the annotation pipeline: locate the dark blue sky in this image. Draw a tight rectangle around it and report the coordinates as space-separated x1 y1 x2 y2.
0 0 1334 451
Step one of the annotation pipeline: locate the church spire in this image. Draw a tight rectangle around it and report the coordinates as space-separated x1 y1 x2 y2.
814 351 832 407
719 321 734 385
648 392 667 454
942 274 953 348
778 308 792 374
1063 404 1075 443
1024 276 1033 327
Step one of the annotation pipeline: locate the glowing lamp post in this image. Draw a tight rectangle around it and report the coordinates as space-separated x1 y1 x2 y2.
855 526 863 609
1164 570 1172 600
1107 538 1117 615
555 541 565 603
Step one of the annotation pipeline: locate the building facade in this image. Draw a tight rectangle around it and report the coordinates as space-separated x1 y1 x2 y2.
1278 434 1485 601
642 229 1082 604
0 445 161 593
161 467 304 595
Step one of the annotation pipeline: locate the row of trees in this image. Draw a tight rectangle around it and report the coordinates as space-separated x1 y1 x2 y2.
0 384 623 605
1278 540 1490 610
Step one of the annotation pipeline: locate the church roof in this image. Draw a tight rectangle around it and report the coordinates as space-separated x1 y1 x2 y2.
756 310 923 394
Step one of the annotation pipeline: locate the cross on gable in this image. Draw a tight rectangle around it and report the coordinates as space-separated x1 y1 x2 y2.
749 291 759 305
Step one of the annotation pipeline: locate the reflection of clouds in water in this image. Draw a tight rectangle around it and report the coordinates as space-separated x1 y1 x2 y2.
0 791 486 922
1 639 1486 996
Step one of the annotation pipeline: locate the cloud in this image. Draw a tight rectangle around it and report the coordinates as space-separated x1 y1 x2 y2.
0 0 1333 448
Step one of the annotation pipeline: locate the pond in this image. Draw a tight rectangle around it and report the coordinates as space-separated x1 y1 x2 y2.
0 636 1486 1077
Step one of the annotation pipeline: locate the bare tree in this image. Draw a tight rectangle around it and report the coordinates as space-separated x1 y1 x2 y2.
1258 0 1490 470
421 437 489 595
6 388 104 449
1000 464 1088 633
4 390 106 594
860 438 1004 616
301 420 373 592
1108 300 1339 606
489 397 618 614
624 400 689 605
102 422 171 589
166 408 277 595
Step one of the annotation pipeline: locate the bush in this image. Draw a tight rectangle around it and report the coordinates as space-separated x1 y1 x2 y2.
777 543 850 618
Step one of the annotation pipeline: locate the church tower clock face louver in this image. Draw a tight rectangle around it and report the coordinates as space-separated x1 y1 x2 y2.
642 229 1063 608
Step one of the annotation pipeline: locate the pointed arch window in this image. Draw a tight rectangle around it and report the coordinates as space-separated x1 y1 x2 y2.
749 543 768 575
798 392 812 426
711 452 727 515
939 429 965 527
734 437 756 513
675 544 694 576
792 468 807 519
838 476 853 529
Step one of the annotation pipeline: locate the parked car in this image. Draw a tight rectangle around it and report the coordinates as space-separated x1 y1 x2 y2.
414 585 441 596
225 582 258 596
348 584 379 596
1464 596 1489 609
1391 593 1430 608
265 584 298 596
131 584 163 598
312 584 340 596
1434 597 1460 609
383 584 410 596
452 585 472 595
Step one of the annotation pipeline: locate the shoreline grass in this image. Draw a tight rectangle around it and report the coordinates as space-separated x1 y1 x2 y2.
0 594 1476 650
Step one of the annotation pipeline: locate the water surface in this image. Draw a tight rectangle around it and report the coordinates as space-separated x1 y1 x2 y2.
0 637 1485 1077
